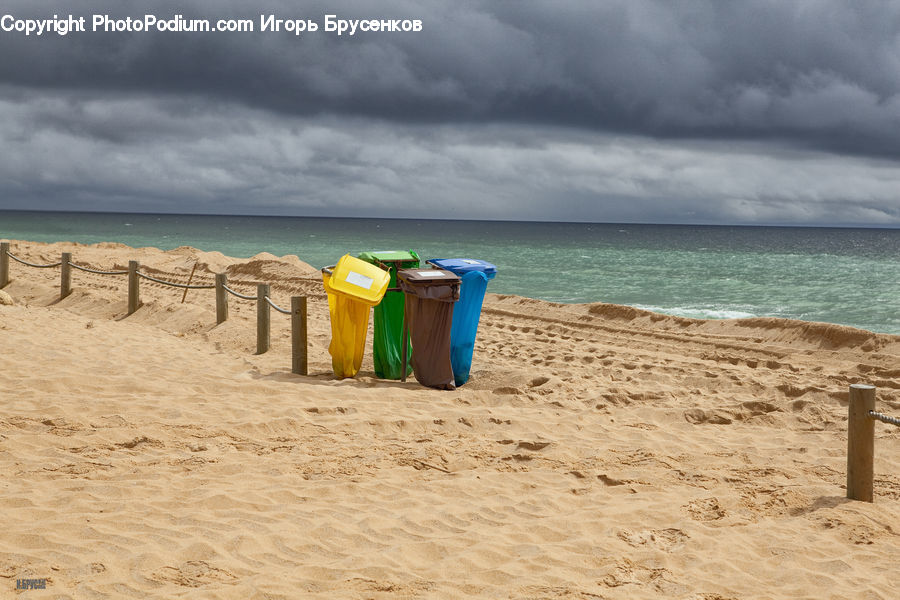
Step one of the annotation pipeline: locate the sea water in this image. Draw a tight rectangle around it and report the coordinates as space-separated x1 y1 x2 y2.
2 210 898 335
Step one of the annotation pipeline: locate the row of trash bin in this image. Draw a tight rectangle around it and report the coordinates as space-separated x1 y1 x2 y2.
322 250 497 390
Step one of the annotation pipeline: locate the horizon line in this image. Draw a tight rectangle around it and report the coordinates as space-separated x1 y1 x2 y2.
1 207 898 231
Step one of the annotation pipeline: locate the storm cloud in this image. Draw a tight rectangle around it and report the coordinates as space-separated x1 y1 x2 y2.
0 0 898 224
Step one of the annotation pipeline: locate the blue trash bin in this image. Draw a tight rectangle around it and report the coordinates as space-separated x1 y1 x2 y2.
427 259 497 386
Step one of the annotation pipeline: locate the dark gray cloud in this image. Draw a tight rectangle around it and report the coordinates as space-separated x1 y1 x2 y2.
1 96 897 224
0 1 898 224
2 1 899 155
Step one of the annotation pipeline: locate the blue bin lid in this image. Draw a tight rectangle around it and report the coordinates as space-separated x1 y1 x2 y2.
429 258 497 277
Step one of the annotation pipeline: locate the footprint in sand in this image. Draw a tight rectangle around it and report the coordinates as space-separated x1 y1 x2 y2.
151 561 238 587
617 528 689 551
684 497 726 521
516 440 551 451
683 409 733 425
117 436 163 450
492 386 520 395
528 376 550 388
738 401 781 419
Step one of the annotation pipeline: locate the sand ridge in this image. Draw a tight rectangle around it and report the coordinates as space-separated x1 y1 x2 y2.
1 240 899 599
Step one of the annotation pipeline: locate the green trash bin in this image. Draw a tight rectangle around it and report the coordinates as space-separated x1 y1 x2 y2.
357 250 419 379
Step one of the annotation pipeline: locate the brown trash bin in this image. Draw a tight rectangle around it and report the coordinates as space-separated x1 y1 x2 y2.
397 268 461 390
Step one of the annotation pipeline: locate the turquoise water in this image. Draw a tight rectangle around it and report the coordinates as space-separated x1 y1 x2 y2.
2 210 898 334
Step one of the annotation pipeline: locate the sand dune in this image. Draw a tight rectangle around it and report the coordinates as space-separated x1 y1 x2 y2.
2 240 899 599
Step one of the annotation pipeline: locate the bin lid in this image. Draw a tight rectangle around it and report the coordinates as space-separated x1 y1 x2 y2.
398 268 460 302
428 258 497 277
358 250 419 264
323 254 391 305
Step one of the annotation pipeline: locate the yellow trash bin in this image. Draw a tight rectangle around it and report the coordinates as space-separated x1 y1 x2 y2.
322 254 391 378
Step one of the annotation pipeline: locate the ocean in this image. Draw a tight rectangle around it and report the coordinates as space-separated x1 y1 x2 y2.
2 210 898 335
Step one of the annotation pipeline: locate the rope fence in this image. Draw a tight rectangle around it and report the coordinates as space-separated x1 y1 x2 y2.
137 270 216 289
0 241 308 375
869 410 900 428
847 384 900 503
7 251 61 268
69 262 128 275
223 284 258 300
265 295 291 315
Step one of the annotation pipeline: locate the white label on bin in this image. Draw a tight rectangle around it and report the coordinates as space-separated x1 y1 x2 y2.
462 259 480 264
345 271 374 289
416 270 448 278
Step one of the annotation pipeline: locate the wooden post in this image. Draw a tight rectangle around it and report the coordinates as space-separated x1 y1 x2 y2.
181 261 198 303
291 296 308 375
257 283 270 354
0 241 9 288
847 383 876 502
215 273 228 324
128 260 140 315
60 252 72 299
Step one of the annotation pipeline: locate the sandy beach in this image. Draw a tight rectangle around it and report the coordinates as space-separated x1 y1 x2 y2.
2 239 899 599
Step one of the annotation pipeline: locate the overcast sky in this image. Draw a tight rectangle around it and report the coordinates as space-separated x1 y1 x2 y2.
1 0 898 225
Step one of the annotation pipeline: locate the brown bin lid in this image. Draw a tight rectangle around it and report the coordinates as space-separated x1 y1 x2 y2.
397 268 460 302
398 268 459 284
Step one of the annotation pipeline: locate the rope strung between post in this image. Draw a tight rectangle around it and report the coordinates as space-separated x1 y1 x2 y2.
136 271 215 289
869 410 900 427
264 295 291 315
222 284 257 300
69 263 128 275
6 251 61 268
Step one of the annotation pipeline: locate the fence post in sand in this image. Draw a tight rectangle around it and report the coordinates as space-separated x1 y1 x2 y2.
215 273 228 324
291 296 308 375
847 383 876 502
0 241 9 288
257 283 270 354
60 252 72 299
128 260 140 315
